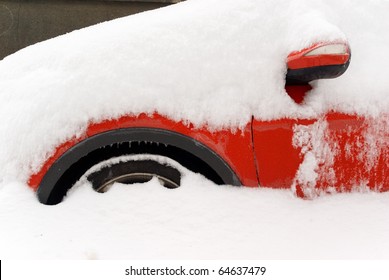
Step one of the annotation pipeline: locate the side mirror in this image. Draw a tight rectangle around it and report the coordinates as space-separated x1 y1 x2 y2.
286 42 351 85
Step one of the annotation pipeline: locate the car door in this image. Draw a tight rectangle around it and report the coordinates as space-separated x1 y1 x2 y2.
252 112 388 198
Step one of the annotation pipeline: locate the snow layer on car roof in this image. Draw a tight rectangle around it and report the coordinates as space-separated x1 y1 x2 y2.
0 0 388 182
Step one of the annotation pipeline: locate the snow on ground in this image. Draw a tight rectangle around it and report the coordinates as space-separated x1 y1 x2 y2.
1 171 389 259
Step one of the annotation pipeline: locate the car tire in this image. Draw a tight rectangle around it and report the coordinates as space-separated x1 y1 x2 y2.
86 158 181 192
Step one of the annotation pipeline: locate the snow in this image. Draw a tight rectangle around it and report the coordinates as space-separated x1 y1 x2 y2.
292 120 336 198
0 0 388 259
1 171 389 259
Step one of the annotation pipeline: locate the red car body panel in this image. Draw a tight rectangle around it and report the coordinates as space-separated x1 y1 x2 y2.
285 85 312 104
28 113 259 191
252 117 311 190
253 113 388 197
314 113 388 193
253 113 389 197
28 110 388 197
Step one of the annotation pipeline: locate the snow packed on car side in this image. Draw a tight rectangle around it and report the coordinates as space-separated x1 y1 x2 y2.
0 0 388 184
292 115 388 198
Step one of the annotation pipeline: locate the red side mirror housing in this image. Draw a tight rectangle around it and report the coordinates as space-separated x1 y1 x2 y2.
286 42 351 84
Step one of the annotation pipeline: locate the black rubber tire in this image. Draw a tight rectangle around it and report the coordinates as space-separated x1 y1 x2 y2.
87 159 181 192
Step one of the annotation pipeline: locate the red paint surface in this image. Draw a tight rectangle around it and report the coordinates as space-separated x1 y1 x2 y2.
252 118 314 189
28 113 258 190
313 113 389 194
285 84 312 104
252 112 388 196
287 42 350 69
28 109 388 196
288 53 350 69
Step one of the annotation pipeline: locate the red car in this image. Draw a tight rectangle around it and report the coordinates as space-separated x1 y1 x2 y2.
27 41 388 205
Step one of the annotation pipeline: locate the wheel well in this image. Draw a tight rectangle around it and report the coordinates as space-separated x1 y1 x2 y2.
49 141 224 203
37 128 241 205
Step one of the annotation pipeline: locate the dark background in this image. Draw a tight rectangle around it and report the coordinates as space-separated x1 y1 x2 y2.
0 0 181 59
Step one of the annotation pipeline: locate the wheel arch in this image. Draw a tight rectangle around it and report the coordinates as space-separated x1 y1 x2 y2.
36 127 242 205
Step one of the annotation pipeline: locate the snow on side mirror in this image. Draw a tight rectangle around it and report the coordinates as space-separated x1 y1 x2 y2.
286 42 351 85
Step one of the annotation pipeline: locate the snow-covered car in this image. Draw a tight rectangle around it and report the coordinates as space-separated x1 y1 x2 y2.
0 0 388 205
